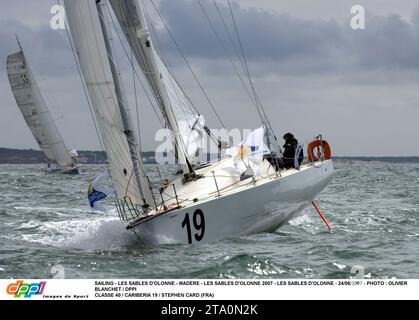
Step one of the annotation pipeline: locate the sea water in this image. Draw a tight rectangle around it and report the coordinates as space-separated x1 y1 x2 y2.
0 160 418 279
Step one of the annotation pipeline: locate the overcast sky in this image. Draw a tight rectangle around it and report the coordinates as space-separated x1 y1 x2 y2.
1 0 419 156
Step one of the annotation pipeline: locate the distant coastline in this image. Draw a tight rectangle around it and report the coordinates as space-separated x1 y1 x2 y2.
332 156 419 163
0 148 155 164
0 147 418 164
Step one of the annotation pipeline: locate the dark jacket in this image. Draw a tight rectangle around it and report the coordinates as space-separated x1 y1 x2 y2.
282 137 303 169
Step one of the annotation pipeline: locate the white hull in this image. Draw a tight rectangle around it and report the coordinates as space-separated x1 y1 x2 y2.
128 159 334 245
45 165 80 175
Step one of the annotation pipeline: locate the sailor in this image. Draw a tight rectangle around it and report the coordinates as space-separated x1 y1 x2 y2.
282 132 303 169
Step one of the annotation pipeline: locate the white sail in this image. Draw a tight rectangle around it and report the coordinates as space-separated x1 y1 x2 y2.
7 50 74 168
157 58 206 163
64 0 153 206
109 0 206 166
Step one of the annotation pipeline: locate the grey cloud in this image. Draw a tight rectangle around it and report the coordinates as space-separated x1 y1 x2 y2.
157 0 343 70
0 18 73 78
412 7 419 25
154 0 419 77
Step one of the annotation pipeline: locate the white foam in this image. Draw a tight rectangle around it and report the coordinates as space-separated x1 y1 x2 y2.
14 206 88 214
18 212 139 250
66 218 138 250
17 220 41 229
333 262 347 270
289 213 313 226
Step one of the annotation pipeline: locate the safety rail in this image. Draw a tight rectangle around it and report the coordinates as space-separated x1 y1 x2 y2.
116 183 183 222
307 134 331 165
118 139 331 223
212 171 221 197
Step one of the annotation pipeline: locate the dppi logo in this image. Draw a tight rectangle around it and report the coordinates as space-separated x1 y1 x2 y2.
6 280 46 298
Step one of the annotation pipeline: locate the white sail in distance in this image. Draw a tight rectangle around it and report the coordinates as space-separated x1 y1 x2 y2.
7 49 75 169
109 0 206 166
64 0 153 206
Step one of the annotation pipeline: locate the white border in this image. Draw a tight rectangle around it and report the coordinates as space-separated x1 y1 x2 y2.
1 279 418 300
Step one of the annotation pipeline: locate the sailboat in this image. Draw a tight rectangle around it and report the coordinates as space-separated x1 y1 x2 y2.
7 39 80 175
64 0 333 245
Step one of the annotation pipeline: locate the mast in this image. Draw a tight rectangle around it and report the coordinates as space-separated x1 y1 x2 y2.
109 0 198 180
15 34 23 51
96 0 151 207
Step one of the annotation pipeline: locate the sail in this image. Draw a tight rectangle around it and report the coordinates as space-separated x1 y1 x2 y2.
157 58 206 163
109 0 205 165
7 51 74 168
226 127 270 175
64 0 152 206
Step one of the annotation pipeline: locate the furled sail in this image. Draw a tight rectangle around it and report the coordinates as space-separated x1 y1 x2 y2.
109 0 206 166
225 127 270 176
64 0 153 206
7 50 74 168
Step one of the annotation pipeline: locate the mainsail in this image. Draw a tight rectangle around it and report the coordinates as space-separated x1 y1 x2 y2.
64 0 153 206
109 0 206 168
7 48 75 169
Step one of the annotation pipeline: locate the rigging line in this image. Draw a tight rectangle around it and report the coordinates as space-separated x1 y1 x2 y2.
88 3 149 198
110 2 200 172
115 1 217 155
111 0 162 104
226 0 278 142
144 4 213 148
143 2 172 73
197 0 259 110
57 0 115 180
105 1 164 128
124 168 135 198
84 4 139 161
196 0 263 147
58 0 105 151
213 0 247 82
149 21 199 116
103 1 161 188
64 2 145 201
150 0 226 129
89 1 154 197
112 0 216 157
144 2 205 120
226 0 263 116
213 0 277 144
110 0 180 150
110 2 191 168
101 2 160 191
131 44 142 145
144 2 219 150
225 1 274 136
131 49 142 146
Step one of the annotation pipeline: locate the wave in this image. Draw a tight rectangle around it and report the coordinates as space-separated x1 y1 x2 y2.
66 218 139 251
15 209 139 251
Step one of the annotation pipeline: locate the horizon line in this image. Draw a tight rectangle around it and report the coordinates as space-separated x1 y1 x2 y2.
1 147 419 158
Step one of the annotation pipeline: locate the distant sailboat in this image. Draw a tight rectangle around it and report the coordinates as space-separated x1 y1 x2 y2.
7 39 80 174
64 0 333 245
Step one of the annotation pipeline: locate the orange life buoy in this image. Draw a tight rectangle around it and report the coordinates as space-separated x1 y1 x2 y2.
307 139 331 162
